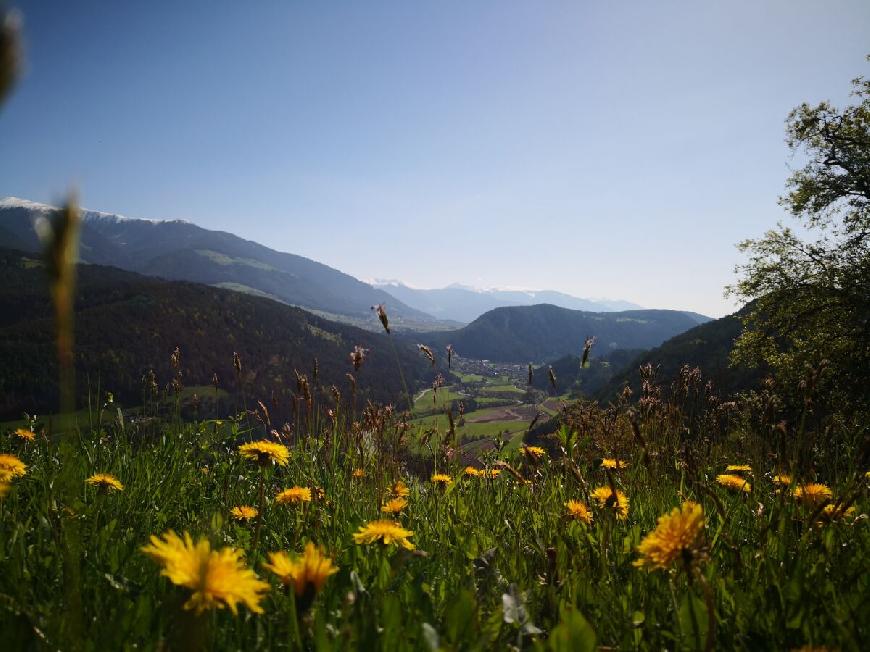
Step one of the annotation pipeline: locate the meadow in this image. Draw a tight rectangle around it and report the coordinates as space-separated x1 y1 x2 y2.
0 368 866 651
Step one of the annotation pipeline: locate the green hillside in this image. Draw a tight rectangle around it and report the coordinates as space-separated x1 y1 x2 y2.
0 249 435 421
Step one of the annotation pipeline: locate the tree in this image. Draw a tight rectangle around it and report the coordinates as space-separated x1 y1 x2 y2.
728 59 870 421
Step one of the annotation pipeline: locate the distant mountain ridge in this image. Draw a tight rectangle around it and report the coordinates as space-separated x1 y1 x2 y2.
0 197 442 330
420 303 710 364
374 280 644 323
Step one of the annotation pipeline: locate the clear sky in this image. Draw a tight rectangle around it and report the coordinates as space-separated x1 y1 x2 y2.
2 1 868 317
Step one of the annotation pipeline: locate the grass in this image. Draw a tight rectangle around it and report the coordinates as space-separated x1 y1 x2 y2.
1 405 866 650
1 363 867 651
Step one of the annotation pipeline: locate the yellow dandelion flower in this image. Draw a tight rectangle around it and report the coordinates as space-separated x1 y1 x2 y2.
591 486 630 520
85 473 124 492
381 497 408 514
391 480 410 497
565 500 593 525
13 428 35 442
431 473 452 486
602 458 628 469
773 473 792 486
716 474 751 493
819 503 856 521
142 531 268 614
522 445 546 460
352 468 366 479
263 542 338 596
725 464 752 473
481 468 501 479
353 519 415 550
276 486 312 505
793 483 833 505
238 440 290 466
0 453 27 478
463 466 480 477
231 505 258 520
634 501 705 571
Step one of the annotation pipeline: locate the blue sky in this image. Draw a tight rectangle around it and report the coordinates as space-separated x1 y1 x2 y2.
2 1 868 316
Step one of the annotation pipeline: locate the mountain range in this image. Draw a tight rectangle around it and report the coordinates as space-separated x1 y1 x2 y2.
373 280 643 323
0 197 442 331
0 197 653 330
420 304 710 364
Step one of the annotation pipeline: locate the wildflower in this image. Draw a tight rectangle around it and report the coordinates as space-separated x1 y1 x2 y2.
773 473 792 486
238 440 290 466
141 531 268 614
565 500 593 525
353 519 415 550
716 474 751 493
391 479 409 497
819 503 857 522
431 473 452 486
725 464 752 473
0 453 26 479
231 505 258 521
276 487 312 505
381 497 408 514
602 458 628 470
481 469 501 479
263 542 338 597
13 428 35 442
352 468 366 479
634 501 706 571
85 473 124 492
591 486 630 520
464 466 480 477
522 445 546 461
793 483 833 505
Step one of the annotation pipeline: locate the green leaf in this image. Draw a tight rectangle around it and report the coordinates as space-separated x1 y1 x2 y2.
548 608 596 652
678 592 709 651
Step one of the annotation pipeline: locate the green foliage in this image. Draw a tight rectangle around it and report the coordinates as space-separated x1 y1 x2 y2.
728 60 870 422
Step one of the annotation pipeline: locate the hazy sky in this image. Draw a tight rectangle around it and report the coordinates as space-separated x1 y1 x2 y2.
2 1 868 317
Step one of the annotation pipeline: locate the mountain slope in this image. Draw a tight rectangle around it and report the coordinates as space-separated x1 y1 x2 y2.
376 281 644 323
0 248 435 420
0 197 439 329
594 310 761 401
420 304 709 364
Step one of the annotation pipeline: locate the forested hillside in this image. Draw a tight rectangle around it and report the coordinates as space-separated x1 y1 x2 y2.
0 249 435 421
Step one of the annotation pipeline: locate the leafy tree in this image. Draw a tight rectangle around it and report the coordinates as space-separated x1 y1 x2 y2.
728 59 870 421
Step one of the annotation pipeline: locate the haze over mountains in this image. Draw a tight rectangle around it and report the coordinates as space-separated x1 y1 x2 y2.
372 280 642 323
